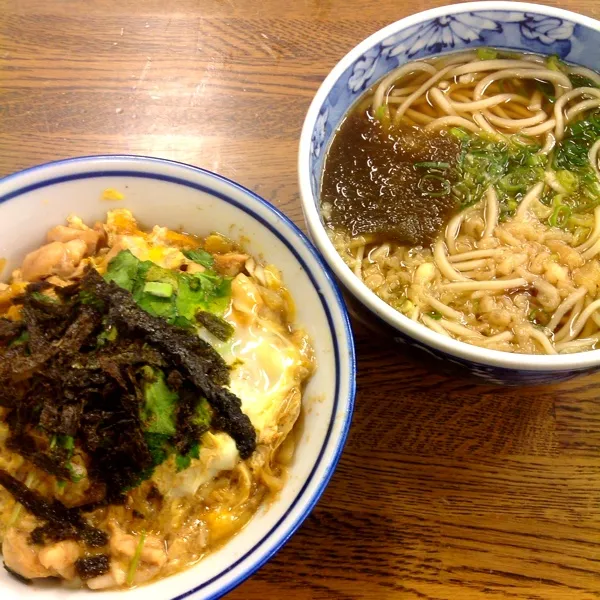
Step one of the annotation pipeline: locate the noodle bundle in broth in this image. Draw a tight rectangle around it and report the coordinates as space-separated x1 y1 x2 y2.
322 49 600 355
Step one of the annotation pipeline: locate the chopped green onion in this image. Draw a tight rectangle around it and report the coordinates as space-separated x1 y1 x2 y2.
535 80 555 103
498 174 524 193
143 282 174 298
418 174 451 197
549 203 572 227
546 54 565 72
399 299 414 313
476 48 498 61
9 330 29 347
426 311 443 320
526 153 546 167
67 462 87 483
63 435 75 453
449 127 469 141
568 74 598 89
127 530 147 586
374 104 391 128
414 161 450 169
556 169 579 193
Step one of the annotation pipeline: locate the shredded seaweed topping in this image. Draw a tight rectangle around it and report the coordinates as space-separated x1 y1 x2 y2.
0 469 107 547
195 310 235 341
0 257 256 518
81 268 256 459
75 555 110 581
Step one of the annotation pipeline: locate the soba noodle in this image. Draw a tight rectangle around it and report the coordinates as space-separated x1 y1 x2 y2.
323 49 600 355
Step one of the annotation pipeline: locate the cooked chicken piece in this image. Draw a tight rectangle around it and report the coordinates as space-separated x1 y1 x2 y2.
38 540 81 579
87 574 116 590
47 225 101 255
20 239 88 281
86 562 126 590
2 527 52 579
109 522 167 567
214 252 249 276
231 273 263 316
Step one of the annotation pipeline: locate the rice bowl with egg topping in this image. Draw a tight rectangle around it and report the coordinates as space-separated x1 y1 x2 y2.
0 208 314 589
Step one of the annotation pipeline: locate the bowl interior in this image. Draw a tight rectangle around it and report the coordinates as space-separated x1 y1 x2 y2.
308 4 600 198
0 158 355 600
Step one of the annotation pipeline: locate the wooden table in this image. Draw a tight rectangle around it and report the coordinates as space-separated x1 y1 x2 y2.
3 0 600 598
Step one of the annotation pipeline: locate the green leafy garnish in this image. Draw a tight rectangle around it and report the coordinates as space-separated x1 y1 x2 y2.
79 289 105 310
97 250 225 485
449 127 470 141
140 367 178 436
104 250 140 292
96 323 118 346
67 462 86 483
176 271 231 320
193 398 212 429
175 442 200 472
183 248 215 269
104 250 232 323
144 433 171 469
61 435 75 455
556 169 579 193
569 73 598 89
535 80 556 103
9 330 29 347
30 291 58 304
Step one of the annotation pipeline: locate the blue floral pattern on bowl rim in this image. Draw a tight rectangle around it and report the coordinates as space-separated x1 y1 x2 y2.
303 3 600 385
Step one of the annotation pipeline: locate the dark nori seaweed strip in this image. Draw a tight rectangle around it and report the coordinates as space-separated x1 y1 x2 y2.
0 469 108 547
75 555 110 581
195 310 234 341
81 269 256 458
0 263 256 532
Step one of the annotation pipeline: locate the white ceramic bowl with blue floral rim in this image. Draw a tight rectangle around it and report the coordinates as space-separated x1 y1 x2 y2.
299 1 600 386
0 155 356 599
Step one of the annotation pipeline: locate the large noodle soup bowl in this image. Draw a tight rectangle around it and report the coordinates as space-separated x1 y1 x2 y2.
299 1 600 385
0 156 356 599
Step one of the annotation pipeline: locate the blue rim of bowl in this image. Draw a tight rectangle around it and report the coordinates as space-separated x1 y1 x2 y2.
0 155 357 600
299 1 600 372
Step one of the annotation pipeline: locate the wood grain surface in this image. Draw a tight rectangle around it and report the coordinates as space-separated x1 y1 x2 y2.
3 0 600 598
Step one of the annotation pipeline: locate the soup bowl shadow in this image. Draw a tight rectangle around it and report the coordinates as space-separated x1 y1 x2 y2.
299 1 600 386
0 155 356 600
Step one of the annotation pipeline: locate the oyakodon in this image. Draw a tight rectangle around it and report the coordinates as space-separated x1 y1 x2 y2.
0 208 314 588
